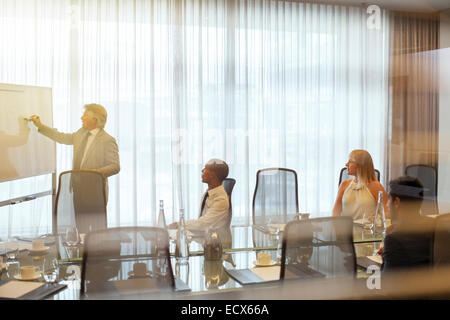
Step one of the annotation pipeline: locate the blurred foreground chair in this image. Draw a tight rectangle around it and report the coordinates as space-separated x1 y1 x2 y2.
53 170 107 237
338 167 380 186
405 164 438 215
252 168 299 226
81 227 175 297
433 213 450 267
280 216 356 280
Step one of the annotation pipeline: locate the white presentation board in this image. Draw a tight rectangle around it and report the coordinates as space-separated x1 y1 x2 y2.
0 83 56 183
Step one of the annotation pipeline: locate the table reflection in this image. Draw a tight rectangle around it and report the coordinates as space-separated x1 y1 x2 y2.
0 223 382 300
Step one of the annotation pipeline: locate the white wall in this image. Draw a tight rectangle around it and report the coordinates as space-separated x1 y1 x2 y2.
437 10 450 213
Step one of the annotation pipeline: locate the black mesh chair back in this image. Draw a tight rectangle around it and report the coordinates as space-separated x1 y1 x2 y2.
81 227 175 297
338 167 380 186
405 164 438 215
54 170 107 236
280 216 356 280
433 214 450 267
222 178 236 227
222 178 236 197
252 168 299 226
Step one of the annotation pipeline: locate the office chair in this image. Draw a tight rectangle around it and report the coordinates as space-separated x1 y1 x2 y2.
405 164 438 215
338 167 380 186
53 170 107 236
252 168 299 226
280 216 356 280
81 227 175 297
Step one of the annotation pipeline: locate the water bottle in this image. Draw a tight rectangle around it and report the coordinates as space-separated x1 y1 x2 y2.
175 208 189 263
372 191 386 238
156 200 167 228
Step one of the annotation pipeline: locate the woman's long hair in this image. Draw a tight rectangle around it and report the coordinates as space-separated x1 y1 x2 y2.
350 149 377 185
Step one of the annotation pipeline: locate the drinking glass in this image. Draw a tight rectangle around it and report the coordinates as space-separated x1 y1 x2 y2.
64 227 80 247
6 239 19 260
362 212 373 231
267 218 280 236
43 257 59 283
6 261 20 279
267 219 282 261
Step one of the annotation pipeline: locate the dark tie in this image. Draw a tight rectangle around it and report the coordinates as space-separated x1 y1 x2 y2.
199 192 209 218
74 132 91 169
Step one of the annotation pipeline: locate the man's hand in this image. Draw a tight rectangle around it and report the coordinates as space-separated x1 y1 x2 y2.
377 247 384 255
29 115 43 129
168 222 178 229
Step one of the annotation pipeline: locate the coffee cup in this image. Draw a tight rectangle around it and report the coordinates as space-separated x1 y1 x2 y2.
32 239 45 250
257 252 271 265
132 262 147 277
300 213 310 220
20 265 40 279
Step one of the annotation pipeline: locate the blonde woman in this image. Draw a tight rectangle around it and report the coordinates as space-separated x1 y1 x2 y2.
332 150 388 219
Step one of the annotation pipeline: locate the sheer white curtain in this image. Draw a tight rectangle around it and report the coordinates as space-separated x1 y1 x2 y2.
0 0 389 237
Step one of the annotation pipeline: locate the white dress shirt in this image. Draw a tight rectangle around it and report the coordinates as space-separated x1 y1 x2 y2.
185 184 230 234
80 128 100 168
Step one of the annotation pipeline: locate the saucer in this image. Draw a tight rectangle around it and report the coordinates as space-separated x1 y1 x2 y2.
127 270 152 277
253 260 277 267
14 273 41 281
29 246 50 254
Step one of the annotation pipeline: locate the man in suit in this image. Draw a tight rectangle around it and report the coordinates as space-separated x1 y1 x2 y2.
169 159 230 235
381 176 435 272
30 104 120 232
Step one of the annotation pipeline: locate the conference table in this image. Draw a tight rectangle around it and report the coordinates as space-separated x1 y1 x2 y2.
0 222 383 300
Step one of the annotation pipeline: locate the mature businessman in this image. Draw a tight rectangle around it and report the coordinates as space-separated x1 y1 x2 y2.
30 103 120 232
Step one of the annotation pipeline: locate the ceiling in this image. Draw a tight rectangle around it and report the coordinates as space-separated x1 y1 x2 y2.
312 0 450 12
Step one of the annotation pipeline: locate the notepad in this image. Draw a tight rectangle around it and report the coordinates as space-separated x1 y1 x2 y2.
0 281 45 299
113 278 159 295
249 266 281 282
367 255 383 265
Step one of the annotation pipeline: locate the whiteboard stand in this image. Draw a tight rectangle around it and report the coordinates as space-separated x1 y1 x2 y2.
0 171 57 213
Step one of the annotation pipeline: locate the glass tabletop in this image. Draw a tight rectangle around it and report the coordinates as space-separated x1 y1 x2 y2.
0 224 383 300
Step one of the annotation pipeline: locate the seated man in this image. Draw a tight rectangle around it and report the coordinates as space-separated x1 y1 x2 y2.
169 159 230 234
381 176 435 272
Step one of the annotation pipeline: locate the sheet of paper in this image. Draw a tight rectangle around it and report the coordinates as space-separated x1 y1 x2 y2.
0 281 44 299
167 229 194 241
367 255 383 264
0 241 32 252
267 224 286 232
249 266 281 281
113 278 159 295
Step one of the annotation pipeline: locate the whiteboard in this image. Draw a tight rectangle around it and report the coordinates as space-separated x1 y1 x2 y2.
0 83 56 183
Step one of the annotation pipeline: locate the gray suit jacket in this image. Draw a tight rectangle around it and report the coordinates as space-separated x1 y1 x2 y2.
38 125 120 200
